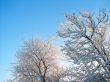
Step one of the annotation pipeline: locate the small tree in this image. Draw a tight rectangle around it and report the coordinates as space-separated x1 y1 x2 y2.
13 38 62 82
58 9 110 81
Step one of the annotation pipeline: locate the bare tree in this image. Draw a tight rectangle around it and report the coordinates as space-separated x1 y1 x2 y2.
58 9 110 82
12 38 62 82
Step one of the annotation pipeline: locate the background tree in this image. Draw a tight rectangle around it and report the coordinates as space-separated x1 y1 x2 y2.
58 9 110 82
12 38 62 82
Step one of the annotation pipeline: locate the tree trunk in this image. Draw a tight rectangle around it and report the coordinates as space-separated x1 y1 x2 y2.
41 76 46 82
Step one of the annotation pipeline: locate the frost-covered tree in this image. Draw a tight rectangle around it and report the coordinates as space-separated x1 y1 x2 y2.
12 38 63 82
58 9 110 82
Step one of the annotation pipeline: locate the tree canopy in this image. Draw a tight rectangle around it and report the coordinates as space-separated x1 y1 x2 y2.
58 9 110 82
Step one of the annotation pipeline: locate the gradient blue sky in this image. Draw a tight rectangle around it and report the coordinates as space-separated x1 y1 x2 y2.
0 0 110 82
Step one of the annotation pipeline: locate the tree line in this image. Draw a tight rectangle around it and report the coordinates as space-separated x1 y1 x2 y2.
7 9 110 82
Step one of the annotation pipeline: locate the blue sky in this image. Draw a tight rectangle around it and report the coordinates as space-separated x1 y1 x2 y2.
0 0 110 82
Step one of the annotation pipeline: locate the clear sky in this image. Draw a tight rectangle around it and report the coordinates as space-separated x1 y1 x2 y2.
0 0 110 82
